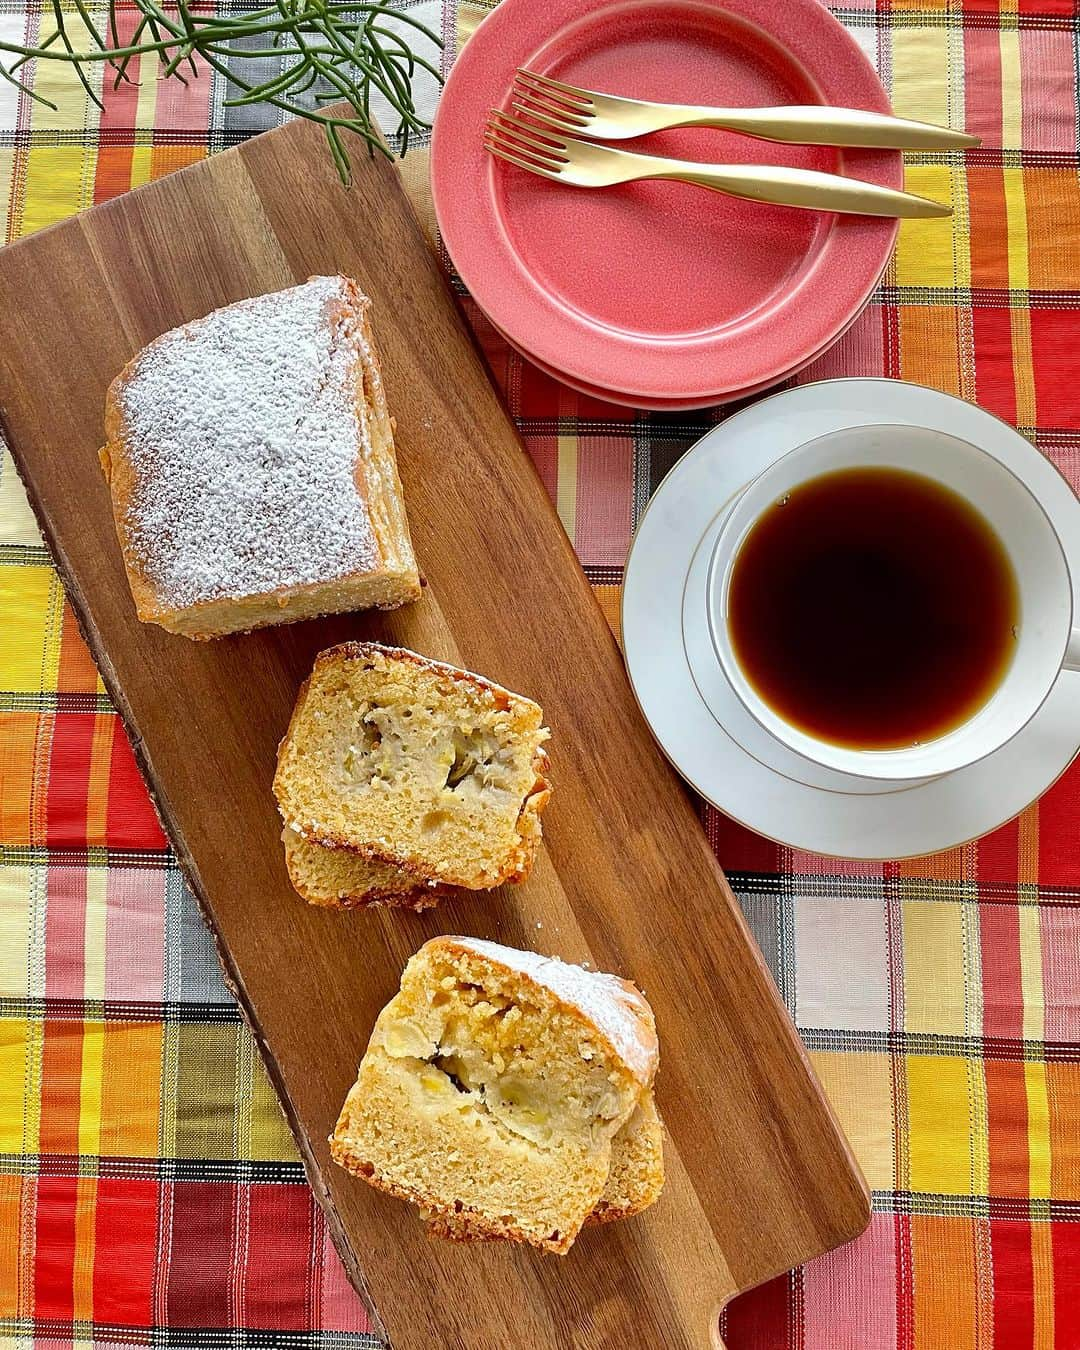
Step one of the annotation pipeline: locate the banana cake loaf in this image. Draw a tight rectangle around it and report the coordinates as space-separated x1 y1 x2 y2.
100 276 419 639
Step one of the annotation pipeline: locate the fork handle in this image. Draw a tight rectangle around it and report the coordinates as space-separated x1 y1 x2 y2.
624 157 950 218
647 103 978 150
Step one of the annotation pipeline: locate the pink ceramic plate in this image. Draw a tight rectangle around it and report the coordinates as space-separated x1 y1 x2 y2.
491 305 871 412
432 0 902 403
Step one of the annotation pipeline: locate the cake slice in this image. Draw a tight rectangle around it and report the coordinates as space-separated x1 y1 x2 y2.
100 275 420 639
330 936 660 1254
274 644 551 891
586 1090 665 1225
282 829 446 911
423 1088 664 1239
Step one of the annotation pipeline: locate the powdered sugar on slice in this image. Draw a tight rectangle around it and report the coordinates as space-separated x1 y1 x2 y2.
117 276 380 607
450 937 659 1082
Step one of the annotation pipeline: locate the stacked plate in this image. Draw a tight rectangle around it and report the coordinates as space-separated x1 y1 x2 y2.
431 0 903 409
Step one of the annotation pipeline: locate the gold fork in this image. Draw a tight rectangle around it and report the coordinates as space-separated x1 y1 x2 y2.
485 111 952 218
513 68 980 150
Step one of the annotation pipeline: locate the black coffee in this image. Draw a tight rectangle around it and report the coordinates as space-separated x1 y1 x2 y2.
727 467 1019 750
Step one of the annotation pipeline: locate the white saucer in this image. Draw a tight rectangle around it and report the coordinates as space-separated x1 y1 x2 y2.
622 379 1080 859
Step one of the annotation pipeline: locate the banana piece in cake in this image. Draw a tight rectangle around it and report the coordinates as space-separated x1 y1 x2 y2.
100 276 419 639
330 936 662 1254
423 1088 664 1239
274 644 551 892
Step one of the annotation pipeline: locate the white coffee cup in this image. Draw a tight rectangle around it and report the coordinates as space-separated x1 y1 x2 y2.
706 423 1080 782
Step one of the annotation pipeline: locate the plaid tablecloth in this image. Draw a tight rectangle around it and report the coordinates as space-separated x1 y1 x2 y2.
1 1 1078 1345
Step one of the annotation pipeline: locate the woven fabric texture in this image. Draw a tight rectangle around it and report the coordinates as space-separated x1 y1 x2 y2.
1 0 1078 1345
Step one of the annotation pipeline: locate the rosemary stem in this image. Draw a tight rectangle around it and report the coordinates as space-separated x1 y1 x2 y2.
0 0 443 184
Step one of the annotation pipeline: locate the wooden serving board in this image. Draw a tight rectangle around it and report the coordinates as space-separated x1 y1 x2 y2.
0 114 868 1349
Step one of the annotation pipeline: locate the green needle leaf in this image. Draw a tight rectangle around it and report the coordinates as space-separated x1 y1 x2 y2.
0 0 442 182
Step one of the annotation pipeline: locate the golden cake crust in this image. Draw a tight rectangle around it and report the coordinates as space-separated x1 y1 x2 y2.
282 829 448 911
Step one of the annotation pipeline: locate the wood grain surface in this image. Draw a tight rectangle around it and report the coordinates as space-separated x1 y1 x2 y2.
0 113 869 1349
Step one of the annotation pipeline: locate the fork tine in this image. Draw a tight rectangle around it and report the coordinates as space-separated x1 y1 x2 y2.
485 120 567 165
515 67 594 109
490 106 568 139
484 140 565 182
513 71 591 116
484 128 565 169
484 138 567 179
511 91 591 130
488 109 571 157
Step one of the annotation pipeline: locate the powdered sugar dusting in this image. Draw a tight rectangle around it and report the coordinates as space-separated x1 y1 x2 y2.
118 276 380 607
452 937 658 1082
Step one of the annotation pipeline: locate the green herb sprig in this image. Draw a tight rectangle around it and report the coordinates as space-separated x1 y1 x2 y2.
0 0 444 182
